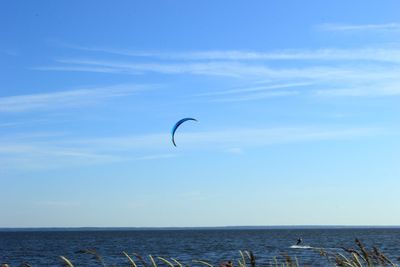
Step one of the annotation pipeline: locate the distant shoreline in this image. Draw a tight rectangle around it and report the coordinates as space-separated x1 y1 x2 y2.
1 225 400 232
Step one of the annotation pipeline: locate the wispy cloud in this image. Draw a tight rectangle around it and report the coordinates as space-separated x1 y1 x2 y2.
213 90 299 102
315 83 400 97
49 127 391 149
0 140 175 170
33 65 123 74
58 45 400 63
35 57 400 98
318 22 400 32
43 59 400 98
0 122 27 128
196 82 308 102
36 35 400 100
38 58 400 80
173 126 384 147
196 82 312 97
0 84 147 113
44 59 270 77
0 126 384 170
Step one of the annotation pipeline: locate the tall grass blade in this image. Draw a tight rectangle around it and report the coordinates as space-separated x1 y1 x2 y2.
60 256 74 267
123 251 138 267
355 239 371 267
192 260 214 267
171 258 184 267
239 250 246 266
273 256 278 267
351 252 362 267
133 253 149 267
149 255 157 267
157 257 175 267
76 249 106 267
337 253 357 267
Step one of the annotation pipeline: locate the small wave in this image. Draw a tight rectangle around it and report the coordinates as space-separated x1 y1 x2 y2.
290 245 313 249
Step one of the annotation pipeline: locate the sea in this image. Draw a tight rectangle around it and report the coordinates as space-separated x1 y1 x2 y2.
1 227 400 266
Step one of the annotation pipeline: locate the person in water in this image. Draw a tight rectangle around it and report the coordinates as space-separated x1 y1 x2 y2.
296 238 302 245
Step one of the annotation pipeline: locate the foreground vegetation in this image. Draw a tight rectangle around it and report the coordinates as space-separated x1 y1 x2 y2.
1 239 399 267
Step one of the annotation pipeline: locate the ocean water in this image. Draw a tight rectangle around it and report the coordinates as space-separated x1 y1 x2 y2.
1 228 400 266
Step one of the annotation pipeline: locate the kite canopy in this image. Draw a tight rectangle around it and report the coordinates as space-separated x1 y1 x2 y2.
171 118 197 147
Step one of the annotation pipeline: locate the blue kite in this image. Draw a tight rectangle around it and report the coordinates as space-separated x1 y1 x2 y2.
171 118 198 147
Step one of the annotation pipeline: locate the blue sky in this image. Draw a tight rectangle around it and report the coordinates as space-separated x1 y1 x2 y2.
1 0 400 227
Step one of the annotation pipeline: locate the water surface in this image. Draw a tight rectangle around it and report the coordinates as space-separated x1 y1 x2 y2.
1 228 399 266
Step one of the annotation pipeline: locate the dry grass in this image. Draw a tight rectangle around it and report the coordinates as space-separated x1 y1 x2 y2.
320 239 398 267
1 239 398 267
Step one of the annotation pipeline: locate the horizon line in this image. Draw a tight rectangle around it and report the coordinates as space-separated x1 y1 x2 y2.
1 225 400 231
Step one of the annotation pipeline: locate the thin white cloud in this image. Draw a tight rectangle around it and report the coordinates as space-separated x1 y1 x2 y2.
36 58 400 97
0 84 147 113
34 65 122 73
0 126 384 170
318 22 400 32
196 82 312 97
35 38 400 100
46 126 387 150
173 126 383 147
39 58 400 81
52 59 265 77
0 141 176 170
0 119 60 129
78 133 168 150
315 83 400 97
214 90 299 102
58 45 400 63
0 122 26 128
